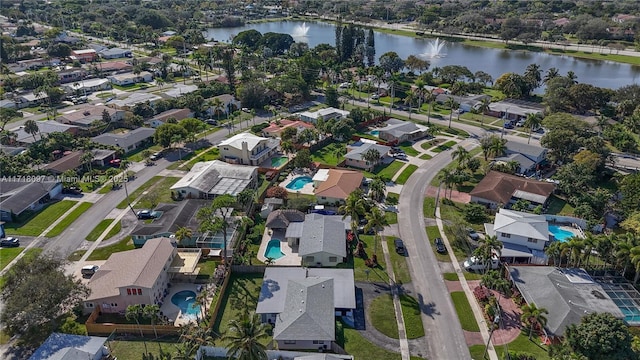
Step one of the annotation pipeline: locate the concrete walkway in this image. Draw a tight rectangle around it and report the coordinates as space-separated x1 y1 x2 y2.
380 239 411 360
434 194 499 360
0 201 89 277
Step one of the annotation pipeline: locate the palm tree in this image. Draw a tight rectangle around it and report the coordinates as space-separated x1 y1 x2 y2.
197 194 236 267
445 97 458 128
561 237 585 267
451 145 470 169
543 67 559 84
477 97 491 127
174 227 193 247
404 91 416 119
369 177 386 202
566 71 578 84
523 113 542 144
615 234 636 277
195 290 209 321
339 189 366 236
223 313 269 360
424 91 436 124
545 241 564 266
80 150 95 172
631 243 640 284
250 109 256 126
125 304 149 354
364 207 389 256
264 257 275 266
24 119 39 142
414 79 426 113
437 168 455 199
520 303 549 340
142 304 161 339
474 235 502 272
362 148 381 169
210 97 224 122
488 136 507 159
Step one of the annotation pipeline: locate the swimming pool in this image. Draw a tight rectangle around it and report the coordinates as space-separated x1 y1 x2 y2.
170 290 201 317
286 176 313 190
368 130 380 137
271 156 288 168
264 239 285 260
548 224 575 242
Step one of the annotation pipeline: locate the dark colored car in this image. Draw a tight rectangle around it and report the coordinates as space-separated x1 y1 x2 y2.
1 237 20 247
434 237 446 253
394 238 406 255
136 210 155 219
503 122 514 129
62 186 82 195
468 229 480 240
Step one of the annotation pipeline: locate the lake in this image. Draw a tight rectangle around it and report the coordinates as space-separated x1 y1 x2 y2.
204 21 640 90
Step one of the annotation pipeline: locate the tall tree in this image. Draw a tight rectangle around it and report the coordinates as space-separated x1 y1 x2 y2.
451 145 470 169
339 189 366 236
24 119 39 142
196 194 237 266
523 113 542 144
445 97 458 128
520 303 549 340
474 235 502 272
223 313 269 360
364 207 389 256
174 226 193 247
564 313 636 360
366 28 375 67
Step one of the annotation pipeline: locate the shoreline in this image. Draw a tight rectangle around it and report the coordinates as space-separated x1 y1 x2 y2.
247 15 640 66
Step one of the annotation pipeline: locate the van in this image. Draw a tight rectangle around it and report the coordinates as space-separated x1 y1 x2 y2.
81 265 99 276
463 256 499 271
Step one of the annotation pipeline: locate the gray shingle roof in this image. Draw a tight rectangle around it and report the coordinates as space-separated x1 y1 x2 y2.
378 119 428 139
297 214 349 258
344 142 391 161
273 278 335 342
92 128 155 149
506 141 546 159
170 160 257 196
0 181 60 216
265 209 306 229
130 200 210 237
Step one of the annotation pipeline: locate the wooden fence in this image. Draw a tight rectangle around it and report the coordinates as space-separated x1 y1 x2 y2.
208 267 232 328
85 306 181 337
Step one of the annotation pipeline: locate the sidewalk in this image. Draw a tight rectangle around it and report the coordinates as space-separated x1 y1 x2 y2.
0 201 89 277
380 239 411 360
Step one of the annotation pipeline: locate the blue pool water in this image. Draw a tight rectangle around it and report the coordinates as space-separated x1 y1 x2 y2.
548 225 575 242
369 130 380 137
170 290 201 317
286 176 313 190
264 239 285 260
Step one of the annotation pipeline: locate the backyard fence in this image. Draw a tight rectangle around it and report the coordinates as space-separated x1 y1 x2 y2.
231 264 267 273
208 267 232 328
86 306 181 336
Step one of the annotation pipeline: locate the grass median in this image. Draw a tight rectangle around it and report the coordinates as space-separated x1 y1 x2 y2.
85 219 121 241
46 202 93 237
4 200 77 236
370 294 399 338
451 291 480 332
395 164 418 185
87 236 134 260
400 294 425 339
115 176 161 209
385 237 411 284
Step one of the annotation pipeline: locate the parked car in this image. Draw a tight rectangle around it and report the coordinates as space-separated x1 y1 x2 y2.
81 265 99 277
205 119 217 125
434 237 446 253
463 256 500 271
150 152 162 161
136 209 156 219
371 94 380 100
62 186 82 195
0 237 20 247
503 122 514 129
394 238 406 255
468 229 480 240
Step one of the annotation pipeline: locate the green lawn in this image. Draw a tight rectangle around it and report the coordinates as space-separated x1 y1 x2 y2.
351 234 389 282
385 237 411 284
0 248 24 270
444 272 483 281
421 138 444 150
136 177 181 209
4 200 77 236
385 211 398 225
429 147 482 187
423 197 436 218
195 258 219 282
369 294 399 338
451 291 480 332
398 142 419 156
373 160 405 181
426 226 450 262
431 140 457 153
493 333 550 359
546 195 575 215
109 340 179 360
395 164 418 185
184 148 220 169
400 294 425 339
341 323 404 360
87 236 134 260
419 154 432 160
310 142 345 166
116 176 162 209
213 273 266 345
85 219 121 241
46 202 93 237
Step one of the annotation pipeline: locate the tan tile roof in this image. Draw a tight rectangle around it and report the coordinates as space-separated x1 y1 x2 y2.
469 170 555 205
86 237 175 301
314 169 363 200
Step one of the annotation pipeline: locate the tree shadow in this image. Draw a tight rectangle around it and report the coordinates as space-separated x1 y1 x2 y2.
417 293 440 319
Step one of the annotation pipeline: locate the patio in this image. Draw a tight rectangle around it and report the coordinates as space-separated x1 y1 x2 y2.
159 282 215 327
258 153 290 169
256 228 301 266
278 168 316 195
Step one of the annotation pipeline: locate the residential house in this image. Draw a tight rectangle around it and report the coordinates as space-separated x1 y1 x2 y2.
15 92 47 109
54 32 80 44
91 149 117 167
469 171 556 209
298 107 349 123
553 17 571 26
206 94 241 116
95 61 133 74
12 121 80 145
218 133 280 166
435 94 490 113
62 78 111 95
613 14 638 23
344 141 390 171
484 209 549 263
265 209 306 230
285 213 350 267
0 146 25 156
111 93 162 108
314 169 364 205
488 99 545 122
261 119 315 138
260 197 285 218
147 108 194 128
508 266 625 337
92 127 155 153
29 333 109 360
170 160 258 199
0 180 62 221
493 141 548 175
108 71 153 86
0 99 16 109
164 84 199 98
377 119 429 144
7 58 49 72
83 237 200 314
100 47 132 59
44 150 84 175
257 267 355 350
57 104 125 128
57 69 85 84
71 49 97 63
130 200 210 246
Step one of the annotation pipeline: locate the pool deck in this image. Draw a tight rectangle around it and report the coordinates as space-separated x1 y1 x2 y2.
257 228 301 266
550 223 585 241
160 282 213 327
259 154 290 169
278 169 316 195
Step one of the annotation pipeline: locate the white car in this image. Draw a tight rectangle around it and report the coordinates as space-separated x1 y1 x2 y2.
463 256 499 271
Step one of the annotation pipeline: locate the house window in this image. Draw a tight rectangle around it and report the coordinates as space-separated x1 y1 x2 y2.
329 256 337 262
137 288 142 295
86 303 94 308
111 303 117 307
527 238 538 243
127 288 132 295
283 340 296 344
501 233 511 238
313 340 324 344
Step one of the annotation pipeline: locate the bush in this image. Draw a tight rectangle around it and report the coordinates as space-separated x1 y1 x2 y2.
266 186 288 200
250 123 269 134
473 286 493 304
505 351 536 360
464 203 488 223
